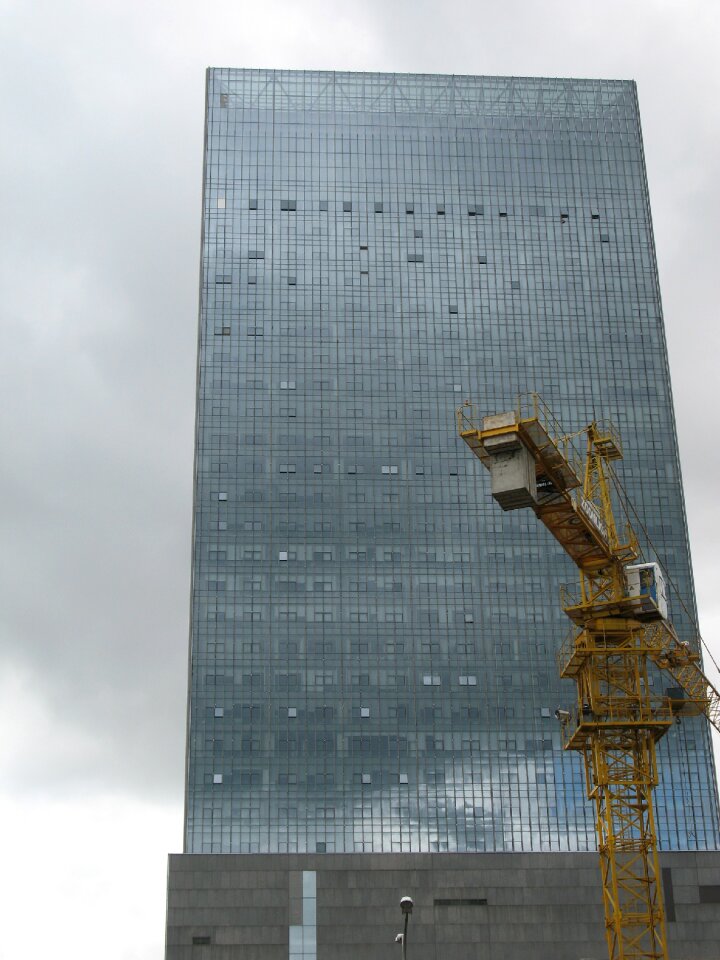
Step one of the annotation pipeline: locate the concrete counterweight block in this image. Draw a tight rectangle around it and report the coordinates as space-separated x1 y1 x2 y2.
484 435 537 511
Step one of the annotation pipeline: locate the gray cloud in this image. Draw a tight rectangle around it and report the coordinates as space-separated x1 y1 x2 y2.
1 1 719 956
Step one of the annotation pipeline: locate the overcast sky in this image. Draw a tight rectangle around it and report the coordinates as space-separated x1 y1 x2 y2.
1 1 719 957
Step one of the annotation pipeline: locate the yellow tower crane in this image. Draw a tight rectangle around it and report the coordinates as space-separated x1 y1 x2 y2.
457 393 720 960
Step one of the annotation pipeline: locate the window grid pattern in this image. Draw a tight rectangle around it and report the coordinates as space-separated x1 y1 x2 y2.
185 69 720 855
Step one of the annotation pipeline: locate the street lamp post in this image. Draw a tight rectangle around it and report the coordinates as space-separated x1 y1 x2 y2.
399 896 414 960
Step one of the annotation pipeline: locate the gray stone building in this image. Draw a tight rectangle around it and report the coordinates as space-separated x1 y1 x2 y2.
166 851 720 959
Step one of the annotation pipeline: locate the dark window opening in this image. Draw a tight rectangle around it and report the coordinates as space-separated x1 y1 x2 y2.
699 885 720 903
662 868 676 921
434 898 487 907
374 202 383 213
192 935 212 945
343 200 352 212
249 199 258 210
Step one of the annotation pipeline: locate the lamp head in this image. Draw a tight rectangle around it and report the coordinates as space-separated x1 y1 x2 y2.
400 896 414 915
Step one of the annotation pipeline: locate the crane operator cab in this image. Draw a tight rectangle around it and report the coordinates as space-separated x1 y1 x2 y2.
625 562 668 621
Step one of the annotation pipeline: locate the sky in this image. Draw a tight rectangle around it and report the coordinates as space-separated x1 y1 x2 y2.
1 1 719 957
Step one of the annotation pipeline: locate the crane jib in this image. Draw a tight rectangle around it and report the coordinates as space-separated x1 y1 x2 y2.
577 493 609 545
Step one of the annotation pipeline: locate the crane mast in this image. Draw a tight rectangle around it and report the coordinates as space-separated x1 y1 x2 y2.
458 394 720 960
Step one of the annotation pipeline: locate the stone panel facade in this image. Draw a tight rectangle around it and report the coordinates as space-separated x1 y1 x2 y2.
166 851 720 960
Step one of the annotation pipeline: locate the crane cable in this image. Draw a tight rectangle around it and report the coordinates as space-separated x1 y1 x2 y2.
607 464 720 678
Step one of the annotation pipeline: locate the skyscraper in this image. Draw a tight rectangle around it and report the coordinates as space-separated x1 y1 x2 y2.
186 68 719 856
168 68 720 958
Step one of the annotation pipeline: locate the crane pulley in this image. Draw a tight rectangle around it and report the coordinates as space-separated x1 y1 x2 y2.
458 393 720 960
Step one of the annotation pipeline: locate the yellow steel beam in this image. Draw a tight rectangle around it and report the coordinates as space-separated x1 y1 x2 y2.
588 731 667 960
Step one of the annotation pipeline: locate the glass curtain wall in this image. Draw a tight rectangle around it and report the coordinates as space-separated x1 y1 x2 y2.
185 69 720 854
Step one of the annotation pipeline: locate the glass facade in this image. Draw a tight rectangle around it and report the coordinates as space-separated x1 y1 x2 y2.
185 68 720 854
